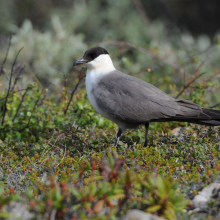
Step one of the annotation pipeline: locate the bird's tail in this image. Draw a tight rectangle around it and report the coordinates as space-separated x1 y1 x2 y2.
191 108 220 126
152 99 220 126
174 100 220 126
169 108 220 126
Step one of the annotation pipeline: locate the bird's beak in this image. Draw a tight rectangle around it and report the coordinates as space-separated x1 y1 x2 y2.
73 57 87 66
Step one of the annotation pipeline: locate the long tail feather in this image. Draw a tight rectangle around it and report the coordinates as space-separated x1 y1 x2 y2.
151 107 220 126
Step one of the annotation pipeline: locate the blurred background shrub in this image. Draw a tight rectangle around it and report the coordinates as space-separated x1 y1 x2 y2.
0 0 220 103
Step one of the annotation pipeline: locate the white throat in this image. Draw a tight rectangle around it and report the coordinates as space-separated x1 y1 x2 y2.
85 54 115 90
86 54 115 72
85 54 115 117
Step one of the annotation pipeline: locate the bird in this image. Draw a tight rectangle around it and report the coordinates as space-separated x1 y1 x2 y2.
73 46 220 147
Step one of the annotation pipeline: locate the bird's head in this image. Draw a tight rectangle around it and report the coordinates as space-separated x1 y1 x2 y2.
73 46 115 71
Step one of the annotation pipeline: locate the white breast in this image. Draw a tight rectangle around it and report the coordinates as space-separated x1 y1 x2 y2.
85 70 102 114
85 54 116 119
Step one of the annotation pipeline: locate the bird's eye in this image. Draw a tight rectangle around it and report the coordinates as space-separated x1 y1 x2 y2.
91 53 99 59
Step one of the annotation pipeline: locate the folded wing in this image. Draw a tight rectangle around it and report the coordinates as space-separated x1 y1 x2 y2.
93 70 220 126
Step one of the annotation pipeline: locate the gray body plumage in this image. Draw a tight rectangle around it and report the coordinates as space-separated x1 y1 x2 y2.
92 70 220 130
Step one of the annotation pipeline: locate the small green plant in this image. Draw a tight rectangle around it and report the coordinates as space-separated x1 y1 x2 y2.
138 174 189 220
22 153 187 219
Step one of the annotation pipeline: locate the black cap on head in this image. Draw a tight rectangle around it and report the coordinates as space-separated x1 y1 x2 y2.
73 46 109 66
83 46 109 62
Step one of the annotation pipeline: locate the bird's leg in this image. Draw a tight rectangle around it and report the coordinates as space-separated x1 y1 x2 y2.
115 128 122 147
143 123 149 147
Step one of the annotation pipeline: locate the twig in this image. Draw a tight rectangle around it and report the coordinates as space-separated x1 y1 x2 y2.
203 71 220 83
192 59 206 76
209 102 220 108
9 47 24 87
210 102 220 109
11 65 26 91
176 59 206 98
12 87 30 122
132 69 149 76
10 88 31 93
64 67 86 115
0 36 12 74
1 47 24 126
175 72 206 99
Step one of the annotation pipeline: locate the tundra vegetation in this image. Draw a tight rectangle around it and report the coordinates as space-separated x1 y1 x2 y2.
0 1 220 219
